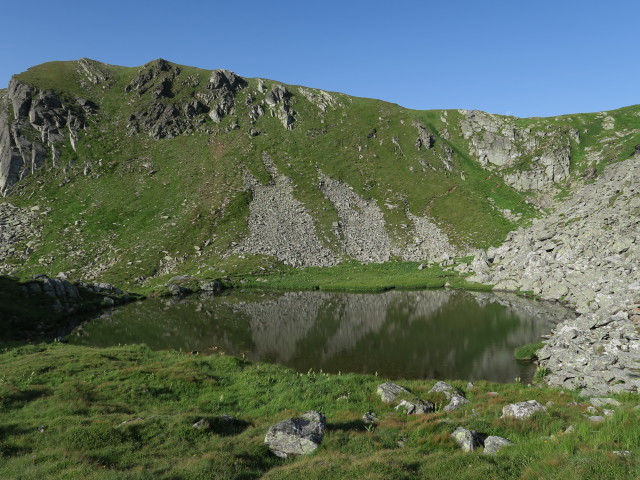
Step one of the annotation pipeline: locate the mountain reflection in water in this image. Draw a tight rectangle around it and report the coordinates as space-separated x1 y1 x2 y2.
70 289 574 383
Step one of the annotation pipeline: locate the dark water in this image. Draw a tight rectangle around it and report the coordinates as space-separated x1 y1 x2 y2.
69 289 574 383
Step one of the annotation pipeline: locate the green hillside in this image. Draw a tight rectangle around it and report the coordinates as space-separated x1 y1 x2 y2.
1 59 639 289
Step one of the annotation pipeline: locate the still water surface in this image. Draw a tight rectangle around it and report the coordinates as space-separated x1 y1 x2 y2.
70 289 574 383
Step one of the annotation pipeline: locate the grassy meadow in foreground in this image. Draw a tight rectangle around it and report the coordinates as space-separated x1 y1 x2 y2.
0 343 638 480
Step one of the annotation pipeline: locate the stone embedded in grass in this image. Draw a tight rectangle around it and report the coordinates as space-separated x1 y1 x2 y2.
192 418 211 430
376 382 409 403
614 450 632 457
362 412 378 424
394 399 435 415
264 411 326 458
483 436 514 455
443 394 470 412
589 397 621 407
501 400 547 420
428 381 470 411
451 427 485 452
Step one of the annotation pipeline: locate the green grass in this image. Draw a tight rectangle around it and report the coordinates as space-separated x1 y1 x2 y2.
224 260 487 292
4 58 547 287
7 60 640 291
0 343 638 479
514 342 546 361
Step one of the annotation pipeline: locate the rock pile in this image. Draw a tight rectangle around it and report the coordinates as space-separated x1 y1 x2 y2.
0 202 40 271
232 156 338 267
470 157 640 395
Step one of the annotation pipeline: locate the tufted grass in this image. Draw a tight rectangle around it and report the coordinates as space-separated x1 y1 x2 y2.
0 343 638 479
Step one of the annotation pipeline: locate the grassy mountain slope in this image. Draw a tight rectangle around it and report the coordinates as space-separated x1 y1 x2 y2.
1 59 639 289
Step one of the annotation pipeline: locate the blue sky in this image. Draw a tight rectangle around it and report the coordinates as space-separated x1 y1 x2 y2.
2 0 638 117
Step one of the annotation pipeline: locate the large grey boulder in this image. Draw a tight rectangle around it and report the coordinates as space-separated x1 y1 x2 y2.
264 411 326 458
501 400 547 420
376 382 409 403
483 436 514 455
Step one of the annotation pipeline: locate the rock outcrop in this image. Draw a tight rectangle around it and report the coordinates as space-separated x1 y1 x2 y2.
1 78 88 195
501 400 547 420
125 60 247 139
459 109 574 191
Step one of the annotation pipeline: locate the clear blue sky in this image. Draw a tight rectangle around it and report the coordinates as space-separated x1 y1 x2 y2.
2 0 638 117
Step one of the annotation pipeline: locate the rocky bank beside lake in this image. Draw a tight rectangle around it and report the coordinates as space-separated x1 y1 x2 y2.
469 156 640 396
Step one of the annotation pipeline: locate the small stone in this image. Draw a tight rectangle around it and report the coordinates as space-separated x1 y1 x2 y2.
451 427 484 452
444 394 470 412
362 412 378 424
589 397 621 407
588 415 605 423
394 399 435 415
613 450 632 457
564 425 575 434
603 409 615 417
192 419 211 430
483 436 513 455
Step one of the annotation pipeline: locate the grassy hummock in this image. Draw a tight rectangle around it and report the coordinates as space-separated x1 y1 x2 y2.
514 342 547 361
0 343 638 480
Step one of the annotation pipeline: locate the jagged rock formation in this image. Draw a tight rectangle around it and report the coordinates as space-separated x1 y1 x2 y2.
125 60 248 139
264 84 296 130
0 79 88 195
459 109 575 191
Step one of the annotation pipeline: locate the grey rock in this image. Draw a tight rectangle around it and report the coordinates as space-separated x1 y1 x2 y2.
588 415 605 423
376 382 409 403
483 435 513 455
451 427 485 452
362 412 378 424
200 280 222 292
192 418 211 430
589 397 621 407
501 400 547 420
394 399 435 415
264 411 326 458
613 450 632 457
443 394 470 412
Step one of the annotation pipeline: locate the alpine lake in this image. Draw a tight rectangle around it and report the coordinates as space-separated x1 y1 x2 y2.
69 289 574 384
